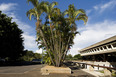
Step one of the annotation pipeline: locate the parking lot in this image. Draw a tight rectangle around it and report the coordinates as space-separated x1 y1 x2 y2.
0 64 42 74
0 64 95 77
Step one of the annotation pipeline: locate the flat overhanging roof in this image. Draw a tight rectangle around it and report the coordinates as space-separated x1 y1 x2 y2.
78 35 116 52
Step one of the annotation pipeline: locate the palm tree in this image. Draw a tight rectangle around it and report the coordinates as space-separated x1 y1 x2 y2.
44 2 58 23
27 0 49 29
43 2 59 44
27 1 88 67
26 0 55 65
62 4 88 60
64 4 88 31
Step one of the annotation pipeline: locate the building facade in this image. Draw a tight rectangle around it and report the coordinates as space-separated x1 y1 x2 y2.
79 35 116 62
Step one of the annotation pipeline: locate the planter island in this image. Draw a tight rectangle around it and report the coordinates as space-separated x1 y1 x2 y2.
41 65 71 75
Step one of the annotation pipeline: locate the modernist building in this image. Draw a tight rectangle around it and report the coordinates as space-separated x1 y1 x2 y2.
78 35 116 62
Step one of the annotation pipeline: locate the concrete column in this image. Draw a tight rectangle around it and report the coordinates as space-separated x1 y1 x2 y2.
111 44 114 49
96 48 99 52
93 49 95 52
102 46 105 51
106 45 109 50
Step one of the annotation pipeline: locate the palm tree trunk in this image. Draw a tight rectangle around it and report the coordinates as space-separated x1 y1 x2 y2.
62 36 71 61
36 20 55 65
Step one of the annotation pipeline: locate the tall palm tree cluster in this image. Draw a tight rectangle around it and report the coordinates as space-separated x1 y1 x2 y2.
27 0 88 67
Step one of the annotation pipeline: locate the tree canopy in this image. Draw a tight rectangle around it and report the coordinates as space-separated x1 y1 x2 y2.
0 11 24 61
21 50 42 61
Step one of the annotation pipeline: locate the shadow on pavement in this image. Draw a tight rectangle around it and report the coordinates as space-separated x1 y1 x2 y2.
64 61 96 77
64 61 80 70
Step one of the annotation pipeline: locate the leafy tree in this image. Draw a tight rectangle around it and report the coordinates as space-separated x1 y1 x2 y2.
0 11 24 61
65 54 73 60
21 50 42 61
27 0 88 67
73 54 82 60
34 53 42 59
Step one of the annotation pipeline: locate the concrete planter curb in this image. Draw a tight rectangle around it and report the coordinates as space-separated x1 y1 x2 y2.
41 65 71 75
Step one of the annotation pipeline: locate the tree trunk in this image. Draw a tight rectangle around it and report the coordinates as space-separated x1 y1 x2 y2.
36 20 55 66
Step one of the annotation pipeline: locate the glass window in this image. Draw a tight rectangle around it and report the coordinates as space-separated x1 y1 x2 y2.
112 43 116 48
97 48 100 51
103 46 107 49
100 47 103 50
108 45 112 49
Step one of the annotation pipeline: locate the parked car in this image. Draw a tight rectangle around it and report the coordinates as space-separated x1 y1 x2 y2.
31 59 42 64
0 58 6 65
0 58 5 62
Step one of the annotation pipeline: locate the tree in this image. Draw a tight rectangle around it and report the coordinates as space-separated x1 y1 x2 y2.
73 54 82 60
27 1 88 67
65 54 73 60
34 53 42 59
21 50 42 61
0 11 24 61
26 0 48 30
64 4 88 31
27 0 55 65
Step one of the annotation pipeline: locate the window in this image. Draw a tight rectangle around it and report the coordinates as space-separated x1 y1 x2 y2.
94 49 97 51
112 43 116 48
107 45 112 49
97 48 100 51
103 46 107 49
100 47 103 50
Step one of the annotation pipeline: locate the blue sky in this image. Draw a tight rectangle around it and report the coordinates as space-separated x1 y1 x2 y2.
0 0 116 56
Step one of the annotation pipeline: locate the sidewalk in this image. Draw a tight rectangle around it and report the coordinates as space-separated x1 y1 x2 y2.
81 69 104 77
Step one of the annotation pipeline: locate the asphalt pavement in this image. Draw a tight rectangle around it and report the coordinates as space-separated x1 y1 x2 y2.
0 64 42 74
0 64 95 77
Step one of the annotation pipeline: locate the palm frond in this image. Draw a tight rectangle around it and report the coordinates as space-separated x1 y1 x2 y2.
27 0 39 7
53 8 60 15
63 10 69 16
76 14 88 25
50 2 58 10
26 8 38 20
74 9 85 17
40 1 49 13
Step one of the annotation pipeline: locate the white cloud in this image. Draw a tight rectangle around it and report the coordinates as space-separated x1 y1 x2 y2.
0 3 38 52
69 20 116 56
0 3 17 12
86 9 92 15
35 49 43 54
22 34 37 50
93 6 98 10
93 0 116 13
